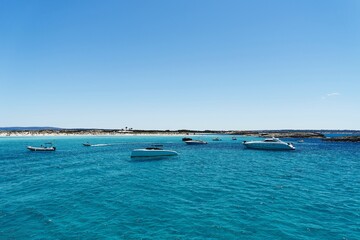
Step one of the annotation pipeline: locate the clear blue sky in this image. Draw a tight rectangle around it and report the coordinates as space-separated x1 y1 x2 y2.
1 0 359 130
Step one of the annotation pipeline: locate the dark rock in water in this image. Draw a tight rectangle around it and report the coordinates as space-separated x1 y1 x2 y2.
324 136 360 142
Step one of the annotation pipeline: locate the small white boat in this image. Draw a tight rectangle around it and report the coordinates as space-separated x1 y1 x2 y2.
27 143 56 152
212 137 221 141
298 140 304 143
83 143 112 147
184 140 208 145
243 137 295 150
232 137 237 140
131 145 178 158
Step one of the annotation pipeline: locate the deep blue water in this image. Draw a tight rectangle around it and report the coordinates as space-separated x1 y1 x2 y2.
1 136 359 239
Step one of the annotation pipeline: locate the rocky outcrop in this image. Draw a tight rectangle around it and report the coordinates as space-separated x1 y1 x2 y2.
324 136 360 142
232 131 325 138
257 132 325 138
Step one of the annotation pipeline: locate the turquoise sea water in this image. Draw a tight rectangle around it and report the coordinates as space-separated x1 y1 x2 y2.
1 135 359 239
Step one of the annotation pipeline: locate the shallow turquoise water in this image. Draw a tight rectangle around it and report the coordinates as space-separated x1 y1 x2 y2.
1 136 359 239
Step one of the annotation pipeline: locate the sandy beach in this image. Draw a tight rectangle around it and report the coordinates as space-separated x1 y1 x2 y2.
0 129 327 138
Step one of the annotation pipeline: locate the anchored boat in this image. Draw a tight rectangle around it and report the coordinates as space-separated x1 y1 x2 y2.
243 137 295 150
184 140 208 145
27 143 56 151
131 145 178 158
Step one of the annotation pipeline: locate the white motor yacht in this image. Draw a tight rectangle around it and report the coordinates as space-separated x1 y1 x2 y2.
184 140 208 145
131 145 178 158
27 143 56 151
243 137 295 150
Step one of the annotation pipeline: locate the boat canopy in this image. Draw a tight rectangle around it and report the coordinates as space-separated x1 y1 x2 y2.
264 138 280 142
145 147 163 150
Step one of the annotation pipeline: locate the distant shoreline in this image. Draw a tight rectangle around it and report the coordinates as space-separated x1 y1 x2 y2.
3 129 359 142
0 129 331 138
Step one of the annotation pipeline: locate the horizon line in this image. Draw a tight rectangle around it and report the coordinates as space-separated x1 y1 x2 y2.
1 127 360 132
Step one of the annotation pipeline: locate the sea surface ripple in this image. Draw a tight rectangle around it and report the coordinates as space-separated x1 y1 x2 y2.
0 136 359 239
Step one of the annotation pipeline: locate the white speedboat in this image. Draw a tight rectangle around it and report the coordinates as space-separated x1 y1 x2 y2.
27 143 56 151
243 137 295 150
184 140 208 145
131 145 178 158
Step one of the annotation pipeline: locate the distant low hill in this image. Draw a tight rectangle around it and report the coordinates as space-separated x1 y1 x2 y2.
0 127 359 134
0 127 62 131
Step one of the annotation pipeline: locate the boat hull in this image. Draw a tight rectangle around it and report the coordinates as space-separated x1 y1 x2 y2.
131 149 178 158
